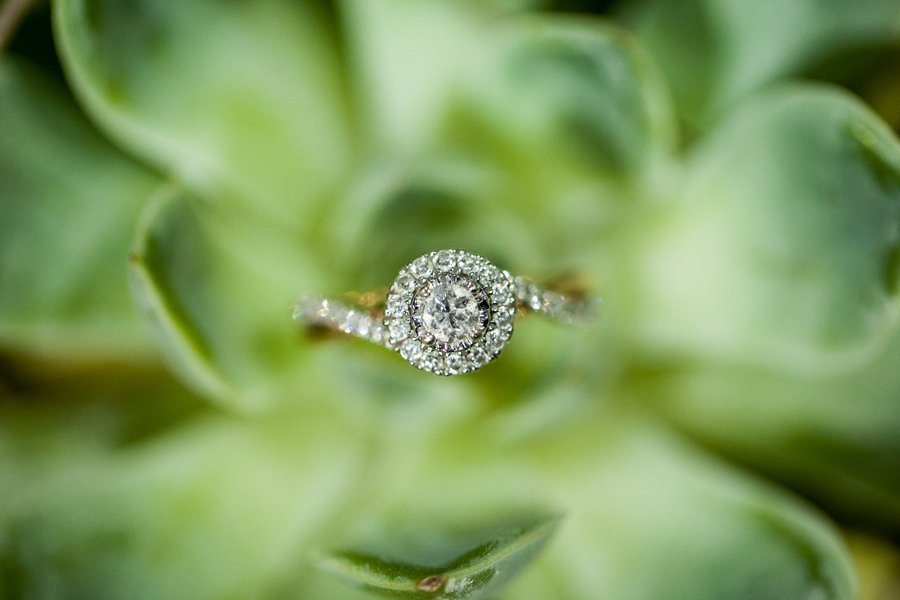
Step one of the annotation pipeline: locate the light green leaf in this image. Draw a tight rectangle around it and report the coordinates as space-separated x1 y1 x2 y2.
632 84 900 375
339 0 490 154
490 415 856 600
330 11 673 295
127 188 321 410
623 0 900 128
318 515 559 599
645 325 900 534
468 16 675 179
341 3 674 176
53 0 352 226
311 408 856 600
0 382 368 600
0 58 158 362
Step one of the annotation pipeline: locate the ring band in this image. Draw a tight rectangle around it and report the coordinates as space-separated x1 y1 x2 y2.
293 249 597 376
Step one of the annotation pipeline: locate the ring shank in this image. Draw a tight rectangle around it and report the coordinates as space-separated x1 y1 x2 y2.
511 276 596 323
293 276 596 348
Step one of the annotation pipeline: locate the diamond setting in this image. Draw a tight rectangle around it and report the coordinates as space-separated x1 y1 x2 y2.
385 250 516 375
412 273 490 351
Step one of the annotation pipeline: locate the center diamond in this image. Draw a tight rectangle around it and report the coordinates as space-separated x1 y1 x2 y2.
411 274 490 351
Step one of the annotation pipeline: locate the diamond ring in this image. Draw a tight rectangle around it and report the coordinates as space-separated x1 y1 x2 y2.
293 249 597 376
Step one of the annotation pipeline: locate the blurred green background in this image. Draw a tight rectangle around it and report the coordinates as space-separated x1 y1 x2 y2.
2 0 900 598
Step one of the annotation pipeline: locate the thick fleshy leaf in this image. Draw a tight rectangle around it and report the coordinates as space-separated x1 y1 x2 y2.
339 0 490 154
306 407 855 600
0 58 158 361
0 375 367 600
632 84 900 375
318 515 559 598
623 0 900 128
341 3 674 176
331 11 673 295
506 418 856 599
645 327 900 533
54 0 352 226
468 16 675 179
128 188 324 409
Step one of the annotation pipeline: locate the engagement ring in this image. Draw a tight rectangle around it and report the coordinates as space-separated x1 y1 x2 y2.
293 249 597 376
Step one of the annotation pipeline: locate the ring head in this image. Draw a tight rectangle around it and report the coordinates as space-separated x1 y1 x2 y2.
384 250 516 375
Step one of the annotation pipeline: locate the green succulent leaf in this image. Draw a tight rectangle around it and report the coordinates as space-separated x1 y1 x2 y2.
330 10 673 300
633 84 900 375
318 409 856 600
128 188 320 410
318 515 560 599
648 333 900 535
342 1 675 167
0 58 158 362
3 0 893 597
0 379 368 600
496 416 857 600
53 0 352 226
628 83 900 533
127 189 232 402
470 16 676 179
624 0 900 128
339 0 489 154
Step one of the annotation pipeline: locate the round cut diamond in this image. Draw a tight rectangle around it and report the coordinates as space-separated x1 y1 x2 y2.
412 274 489 352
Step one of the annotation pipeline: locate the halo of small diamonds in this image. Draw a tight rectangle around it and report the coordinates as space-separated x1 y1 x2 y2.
384 250 516 375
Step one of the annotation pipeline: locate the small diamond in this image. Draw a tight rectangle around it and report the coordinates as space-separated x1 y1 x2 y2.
468 345 489 365
446 352 467 374
434 249 456 272
357 314 373 338
410 255 434 279
491 279 512 297
458 254 478 273
515 278 535 303
330 304 349 325
429 351 446 375
316 299 333 319
389 318 410 343
395 272 417 293
485 328 508 354
340 310 361 333
541 291 564 315
370 323 386 345
386 296 408 317
400 339 423 362
495 305 515 328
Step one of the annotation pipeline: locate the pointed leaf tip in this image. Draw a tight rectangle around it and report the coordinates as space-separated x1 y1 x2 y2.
317 514 561 599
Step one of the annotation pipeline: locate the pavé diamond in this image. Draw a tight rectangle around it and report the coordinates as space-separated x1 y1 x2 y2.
410 256 433 279
394 272 417 293
434 249 456 272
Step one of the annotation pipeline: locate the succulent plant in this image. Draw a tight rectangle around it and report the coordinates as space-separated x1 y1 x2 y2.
2 0 900 598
